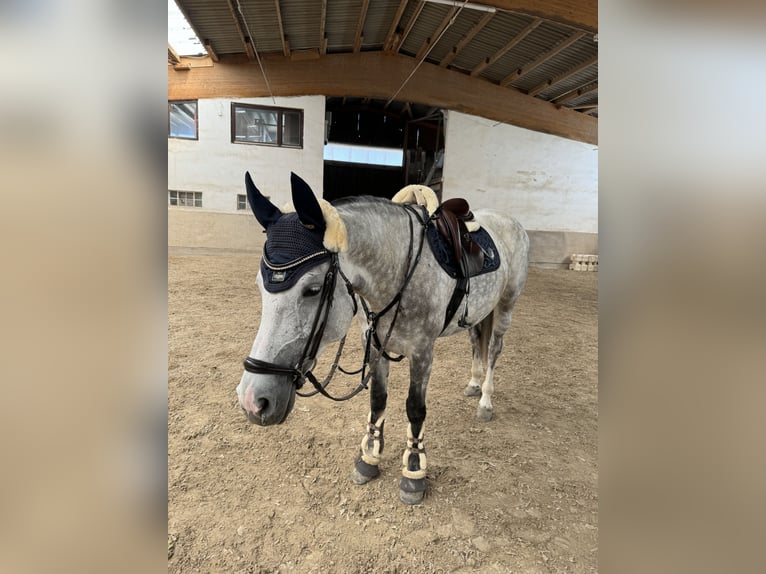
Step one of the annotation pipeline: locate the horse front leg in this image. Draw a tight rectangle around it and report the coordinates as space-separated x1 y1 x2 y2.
351 354 389 485
399 345 433 505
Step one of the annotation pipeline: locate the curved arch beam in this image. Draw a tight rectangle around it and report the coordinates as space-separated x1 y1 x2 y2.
168 52 596 144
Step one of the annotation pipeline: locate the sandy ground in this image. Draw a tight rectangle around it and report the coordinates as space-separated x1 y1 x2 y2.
168 252 598 573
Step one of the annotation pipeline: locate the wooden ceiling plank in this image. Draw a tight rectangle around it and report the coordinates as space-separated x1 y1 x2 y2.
225 0 255 60
392 0 426 53
320 0 327 55
274 0 289 57
470 18 541 77
384 0 410 52
168 52 597 144
440 11 494 68
500 30 585 87
353 0 371 53
415 6 458 61
527 53 597 96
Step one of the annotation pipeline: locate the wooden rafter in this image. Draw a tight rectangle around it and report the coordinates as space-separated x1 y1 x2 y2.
439 12 494 68
470 18 541 77
320 0 328 55
527 53 597 96
353 0 370 53
415 6 458 61
203 40 219 62
225 0 255 60
391 0 426 53
500 30 585 86
569 103 598 110
552 81 598 107
383 0 410 52
274 0 289 57
168 43 181 65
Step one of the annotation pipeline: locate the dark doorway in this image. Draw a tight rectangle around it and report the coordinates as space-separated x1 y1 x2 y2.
323 97 444 202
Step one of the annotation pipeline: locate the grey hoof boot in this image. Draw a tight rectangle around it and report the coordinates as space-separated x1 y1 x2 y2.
399 476 427 505
351 454 380 485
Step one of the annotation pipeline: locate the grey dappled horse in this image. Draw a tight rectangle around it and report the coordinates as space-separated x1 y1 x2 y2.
236 172 528 504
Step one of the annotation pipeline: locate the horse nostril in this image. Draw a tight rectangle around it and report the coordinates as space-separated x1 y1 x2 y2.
256 397 269 414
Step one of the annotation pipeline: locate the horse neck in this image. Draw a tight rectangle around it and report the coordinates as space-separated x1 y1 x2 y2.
336 199 416 310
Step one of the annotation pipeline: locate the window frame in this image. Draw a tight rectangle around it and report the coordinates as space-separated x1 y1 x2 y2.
168 190 202 208
168 100 199 140
230 102 303 148
237 194 249 211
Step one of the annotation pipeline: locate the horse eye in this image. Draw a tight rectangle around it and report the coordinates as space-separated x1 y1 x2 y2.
302 285 322 297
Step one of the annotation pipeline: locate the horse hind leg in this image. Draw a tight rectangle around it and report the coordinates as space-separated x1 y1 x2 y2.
476 309 514 422
464 316 491 397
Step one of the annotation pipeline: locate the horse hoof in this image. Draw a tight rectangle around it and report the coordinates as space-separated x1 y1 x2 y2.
476 406 493 422
399 476 427 505
351 456 380 485
400 489 425 505
463 385 481 397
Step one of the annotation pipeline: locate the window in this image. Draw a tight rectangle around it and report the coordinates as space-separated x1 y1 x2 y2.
237 194 249 211
168 100 198 139
169 190 202 207
231 103 303 148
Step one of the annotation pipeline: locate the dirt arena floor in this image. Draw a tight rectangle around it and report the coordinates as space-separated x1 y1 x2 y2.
168 250 598 573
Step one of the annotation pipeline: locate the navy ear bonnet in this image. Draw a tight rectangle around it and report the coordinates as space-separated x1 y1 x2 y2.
261 213 331 293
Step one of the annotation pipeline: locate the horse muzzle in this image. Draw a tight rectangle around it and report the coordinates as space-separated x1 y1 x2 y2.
237 374 296 425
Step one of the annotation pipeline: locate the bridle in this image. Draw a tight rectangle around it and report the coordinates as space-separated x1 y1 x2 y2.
243 203 428 402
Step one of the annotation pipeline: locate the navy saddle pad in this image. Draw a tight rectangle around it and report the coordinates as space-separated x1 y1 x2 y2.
425 222 501 279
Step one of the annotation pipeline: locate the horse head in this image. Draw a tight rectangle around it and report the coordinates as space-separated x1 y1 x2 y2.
236 172 355 425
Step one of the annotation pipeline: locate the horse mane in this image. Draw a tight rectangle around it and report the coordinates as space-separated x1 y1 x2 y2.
331 195 393 208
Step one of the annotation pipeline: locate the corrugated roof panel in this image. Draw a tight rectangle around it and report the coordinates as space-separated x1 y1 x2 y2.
421 9 486 65
449 12 536 73
326 0 363 52
399 4 450 57
362 0 402 48
511 37 597 92
178 0 246 55
238 0 283 53
280 0 323 51
478 21 571 84
538 65 598 101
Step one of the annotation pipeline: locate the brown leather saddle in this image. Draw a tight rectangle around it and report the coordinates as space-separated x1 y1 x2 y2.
433 198 484 279
431 198 485 330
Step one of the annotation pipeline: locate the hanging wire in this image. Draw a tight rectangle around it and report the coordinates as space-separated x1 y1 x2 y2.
385 0 470 107
236 0 277 104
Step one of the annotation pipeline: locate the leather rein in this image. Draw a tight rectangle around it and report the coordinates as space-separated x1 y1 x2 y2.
243 204 428 402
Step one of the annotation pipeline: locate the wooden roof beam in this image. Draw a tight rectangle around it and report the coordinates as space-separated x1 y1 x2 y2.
527 53 597 96
353 0 370 53
384 0 410 52
500 30 585 86
439 11 494 68
168 52 597 144
415 6 458 61
391 0 426 53
203 40 219 62
470 18 541 77
168 43 181 65
552 81 598 107
225 0 255 60
274 0 289 57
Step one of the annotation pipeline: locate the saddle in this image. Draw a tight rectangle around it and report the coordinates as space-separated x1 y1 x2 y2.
433 198 485 279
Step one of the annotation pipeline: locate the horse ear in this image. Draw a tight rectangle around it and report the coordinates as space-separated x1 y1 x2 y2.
290 172 326 233
245 172 282 229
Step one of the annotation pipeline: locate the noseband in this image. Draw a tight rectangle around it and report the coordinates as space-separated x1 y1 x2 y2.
243 204 427 402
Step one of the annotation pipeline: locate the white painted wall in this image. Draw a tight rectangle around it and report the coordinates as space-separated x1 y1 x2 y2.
168 95 326 211
442 111 598 233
